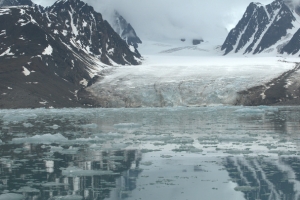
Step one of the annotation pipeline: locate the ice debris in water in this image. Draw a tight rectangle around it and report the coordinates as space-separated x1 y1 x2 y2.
22 122 34 128
11 133 68 144
172 145 203 153
167 137 194 144
234 186 259 192
113 123 141 129
14 186 39 193
50 146 79 155
49 124 60 130
2 113 37 123
49 195 83 200
61 166 117 177
41 182 69 187
80 123 98 129
234 108 264 113
0 193 25 200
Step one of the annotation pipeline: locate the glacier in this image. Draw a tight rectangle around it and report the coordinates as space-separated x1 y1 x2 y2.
88 42 297 107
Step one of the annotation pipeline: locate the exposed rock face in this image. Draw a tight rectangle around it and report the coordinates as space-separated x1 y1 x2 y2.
0 0 34 7
0 0 142 108
192 39 203 45
281 28 300 54
112 11 142 49
222 0 300 55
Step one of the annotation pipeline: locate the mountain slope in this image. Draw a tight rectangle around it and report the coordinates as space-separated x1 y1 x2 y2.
0 0 142 108
112 11 142 49
222 0 300 55
0 0 34 7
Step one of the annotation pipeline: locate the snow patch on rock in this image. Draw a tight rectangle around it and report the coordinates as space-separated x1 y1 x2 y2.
42 45 53 56
22 66 30 76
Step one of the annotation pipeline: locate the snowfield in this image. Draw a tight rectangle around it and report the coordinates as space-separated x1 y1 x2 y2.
88 41 298 107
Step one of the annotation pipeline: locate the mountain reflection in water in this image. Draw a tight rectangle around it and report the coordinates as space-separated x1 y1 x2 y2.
0 107 300 200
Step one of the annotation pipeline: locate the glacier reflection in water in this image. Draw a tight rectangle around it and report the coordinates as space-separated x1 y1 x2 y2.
0 106 300 200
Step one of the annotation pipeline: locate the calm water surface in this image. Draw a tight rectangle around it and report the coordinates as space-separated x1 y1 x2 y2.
0 106 300 200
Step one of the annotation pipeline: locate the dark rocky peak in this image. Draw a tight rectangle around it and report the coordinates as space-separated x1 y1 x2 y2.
44 0 141 65
49 0 95 16
222 0 296 55
0 1 142 108
0 0 34 7
113 11 142 48
0 0 45 13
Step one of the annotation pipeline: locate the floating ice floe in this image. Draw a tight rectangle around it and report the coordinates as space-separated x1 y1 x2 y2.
49 195 83 200
22 123 34 128
2 113 37 123
50 146 79 155
113 123 141 129
172 145 203 153
49 124 60 130
41 182 69 187
14 186 39 193
234 186 259 192
234 108 264 114
11 133 68 144
61 166 117 177
80 123 98 129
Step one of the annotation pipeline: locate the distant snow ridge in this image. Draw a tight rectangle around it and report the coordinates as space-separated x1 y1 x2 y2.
222 0 300 56
111 11 142 49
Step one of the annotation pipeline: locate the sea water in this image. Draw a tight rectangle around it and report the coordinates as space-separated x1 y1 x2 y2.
0 106 300 200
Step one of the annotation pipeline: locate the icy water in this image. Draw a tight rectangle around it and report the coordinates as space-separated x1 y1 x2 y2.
1 107 300 200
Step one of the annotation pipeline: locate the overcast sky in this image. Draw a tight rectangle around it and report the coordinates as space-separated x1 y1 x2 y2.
32 0 277 43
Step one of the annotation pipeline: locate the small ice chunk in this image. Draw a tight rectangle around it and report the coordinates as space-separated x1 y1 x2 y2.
23 122 34 128
234 108 264 113
172 145 203 153
62 166 116 177
234 186 258 192
81 123 98 129
50 195 83 200
15 186 39 193
41 182 69 187
113 123 141 129
12 133 68 144
49 124 60 130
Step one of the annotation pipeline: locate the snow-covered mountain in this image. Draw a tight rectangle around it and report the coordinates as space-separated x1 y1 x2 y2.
111 11 142 49
222 0 300 56
0 0 34 7
0 0 141 108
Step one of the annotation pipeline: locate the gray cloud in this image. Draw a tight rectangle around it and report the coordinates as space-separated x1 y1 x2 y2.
32 0 274 43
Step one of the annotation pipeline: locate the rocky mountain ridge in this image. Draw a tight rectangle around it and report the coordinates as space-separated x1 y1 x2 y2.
222 0 300 56
0 0 142 108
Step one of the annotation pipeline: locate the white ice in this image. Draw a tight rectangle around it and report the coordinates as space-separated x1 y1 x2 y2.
12 133 68 144
88 40 296 107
